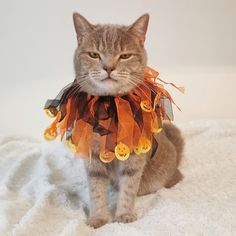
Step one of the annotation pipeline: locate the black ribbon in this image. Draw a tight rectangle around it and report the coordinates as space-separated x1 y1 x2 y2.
44 83 159 153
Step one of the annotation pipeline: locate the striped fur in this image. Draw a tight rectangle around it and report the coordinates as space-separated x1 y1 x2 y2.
73 13 148 97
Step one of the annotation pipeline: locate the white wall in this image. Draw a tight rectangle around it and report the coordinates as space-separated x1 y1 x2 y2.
0 0 236 138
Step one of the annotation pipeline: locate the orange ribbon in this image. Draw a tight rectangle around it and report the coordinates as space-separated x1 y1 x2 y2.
44 66 184 162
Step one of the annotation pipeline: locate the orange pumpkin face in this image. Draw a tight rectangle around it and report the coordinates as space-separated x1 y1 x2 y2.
134 146 142 155
134 137 152 155
157 128 163 134
151 117 163 134
100 151 115 163
115 142 130 161
141 100 152 112
140 138 151 153
44 128 57 141
66 138 77 153
45 107 58 118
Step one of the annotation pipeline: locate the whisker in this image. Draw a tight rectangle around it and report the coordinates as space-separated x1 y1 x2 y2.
77 79 90 89
117 76 128 79
130 75 158 96
77 78 88 84
75 75 88 81
118 72 129 75
76 73 89 77
126 79 151 100
66 84 82 97
90 71 101 75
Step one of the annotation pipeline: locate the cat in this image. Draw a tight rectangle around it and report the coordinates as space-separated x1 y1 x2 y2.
72 12 184 228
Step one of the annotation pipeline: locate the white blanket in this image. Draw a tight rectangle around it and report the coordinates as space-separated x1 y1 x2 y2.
0 120 236 236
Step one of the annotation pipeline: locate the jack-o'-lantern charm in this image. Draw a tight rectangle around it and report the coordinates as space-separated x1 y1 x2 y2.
157 128 163 134
45 107 58 118
100 151 115 163
134 137 152 154
140 137 152 153
115 142 130 161
151 118 163 134
134 145 142 155
140 100 152 112
44 127 57 141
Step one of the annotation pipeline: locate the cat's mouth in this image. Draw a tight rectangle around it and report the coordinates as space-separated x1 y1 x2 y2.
101 77 118 82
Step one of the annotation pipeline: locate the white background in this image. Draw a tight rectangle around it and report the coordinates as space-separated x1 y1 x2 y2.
0 0 235 139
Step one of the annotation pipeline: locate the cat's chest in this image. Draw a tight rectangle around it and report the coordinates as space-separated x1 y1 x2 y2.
92 133 119 170
92 133 101 155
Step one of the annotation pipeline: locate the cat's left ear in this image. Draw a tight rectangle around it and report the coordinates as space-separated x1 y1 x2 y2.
128 14 150 45
73 12 94 43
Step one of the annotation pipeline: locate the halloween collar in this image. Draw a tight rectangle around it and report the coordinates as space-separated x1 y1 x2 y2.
43 66 184 163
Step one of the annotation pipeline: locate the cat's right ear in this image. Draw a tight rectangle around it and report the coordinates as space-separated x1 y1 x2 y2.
73 13 94 43
128 14 150 46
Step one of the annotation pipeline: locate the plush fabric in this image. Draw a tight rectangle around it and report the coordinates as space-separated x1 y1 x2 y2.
0 120 235 236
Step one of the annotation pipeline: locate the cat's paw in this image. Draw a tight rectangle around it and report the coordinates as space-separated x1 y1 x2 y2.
115 213 137 223
86 217 109 229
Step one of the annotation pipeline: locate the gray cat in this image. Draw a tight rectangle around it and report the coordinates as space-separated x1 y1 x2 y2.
73 13 184 228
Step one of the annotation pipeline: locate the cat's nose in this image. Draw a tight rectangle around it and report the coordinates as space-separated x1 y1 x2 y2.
103 66 115 77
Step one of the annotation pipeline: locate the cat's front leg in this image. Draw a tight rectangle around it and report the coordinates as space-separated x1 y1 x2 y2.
85 157 111 228
115 155 146 223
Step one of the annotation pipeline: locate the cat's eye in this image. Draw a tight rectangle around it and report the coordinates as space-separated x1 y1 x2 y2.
88 52 100 59
120 54 132 60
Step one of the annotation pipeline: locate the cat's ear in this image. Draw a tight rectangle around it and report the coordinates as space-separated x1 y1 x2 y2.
73 13 94 42
128 14 149 45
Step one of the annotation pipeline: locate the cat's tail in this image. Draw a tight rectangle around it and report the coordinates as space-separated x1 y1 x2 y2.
162 122 184 167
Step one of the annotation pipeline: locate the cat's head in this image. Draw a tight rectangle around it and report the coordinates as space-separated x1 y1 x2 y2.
73 13 149 96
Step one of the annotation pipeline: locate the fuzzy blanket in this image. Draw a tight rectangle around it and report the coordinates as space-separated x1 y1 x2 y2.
0 120 235 236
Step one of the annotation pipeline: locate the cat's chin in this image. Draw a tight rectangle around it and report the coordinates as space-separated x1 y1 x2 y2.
82 80 135 97
100 77 118 83
84 89 131 97
82 85 134 97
